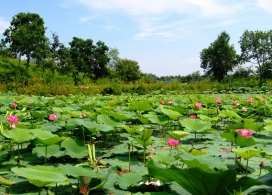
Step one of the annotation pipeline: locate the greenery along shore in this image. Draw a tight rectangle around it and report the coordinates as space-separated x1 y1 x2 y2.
1 12 272 95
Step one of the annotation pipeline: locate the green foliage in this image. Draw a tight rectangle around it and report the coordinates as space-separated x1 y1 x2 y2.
114 58 141 82
239 30 272 85
3 12 48 69
200 31 238 81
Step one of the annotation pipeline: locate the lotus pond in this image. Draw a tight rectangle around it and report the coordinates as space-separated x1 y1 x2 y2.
0 93 272 195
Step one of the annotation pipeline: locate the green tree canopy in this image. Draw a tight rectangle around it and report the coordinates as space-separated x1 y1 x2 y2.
115 59 141 82
68 37 109 85
3 12 48 69
200 31 238 81
239 30 272 84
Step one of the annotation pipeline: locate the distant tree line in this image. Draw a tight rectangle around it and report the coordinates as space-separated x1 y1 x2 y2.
1 12 272 86
0 12 143 85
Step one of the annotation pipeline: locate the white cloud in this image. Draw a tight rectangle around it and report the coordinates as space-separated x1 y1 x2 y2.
0 17 9 34
65 0 249 41
79 15 98 23
73 0 246 17
257 0 272 14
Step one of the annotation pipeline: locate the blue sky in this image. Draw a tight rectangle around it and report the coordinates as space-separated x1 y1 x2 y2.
1 0 272 77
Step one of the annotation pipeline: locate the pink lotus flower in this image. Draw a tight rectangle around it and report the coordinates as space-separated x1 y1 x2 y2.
9 124 16 129
237 129 253 138
189 115 196 119
167 101 172 106
195 102 202 108
242 107 247 112
216 99 222 104
232 100 237 105
159 100 164 105
167 138 179 147
10 102 18 108
260 98 265 102
247 98 254 104
48 114 58 121
7 116 19 123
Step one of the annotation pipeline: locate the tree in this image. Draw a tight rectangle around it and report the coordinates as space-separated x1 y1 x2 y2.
200 31 238 81
115 59 141 82
239 30 272 85
36 32 61 79
3 12 48 69
68 37 110 85
107 47 120 70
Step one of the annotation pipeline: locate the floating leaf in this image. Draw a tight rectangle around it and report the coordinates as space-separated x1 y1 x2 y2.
31 129 64 146
176 153 228 172
160 108 181 120
32 144 65 158
12 166 68 188
97 114 123 127
232 148 260 159
116 172 142 190
61 138 88 159
2 128 35 143
181 118 212 132
170 131 190 139
146 160 263 195
58 164 97 179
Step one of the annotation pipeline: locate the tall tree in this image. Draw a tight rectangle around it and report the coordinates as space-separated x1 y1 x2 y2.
3 12 48 69
68 37 109 85
115 59 141 82
239 30 272 85
200 31 238 81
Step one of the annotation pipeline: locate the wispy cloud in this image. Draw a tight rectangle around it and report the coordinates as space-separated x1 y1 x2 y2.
64 0 250 41
72 0 246 17
0 17 9 34
79 15 98 23
256 0 272 14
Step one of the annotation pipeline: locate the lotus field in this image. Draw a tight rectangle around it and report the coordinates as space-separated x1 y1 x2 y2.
0 93 272 195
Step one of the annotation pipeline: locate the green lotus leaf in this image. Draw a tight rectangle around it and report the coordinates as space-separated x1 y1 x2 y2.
244 122 263 133
146 160 263 195
31 129 64 146
140 129 153 142
129 101 152 112
115 172 142 190
134 138 154 147
61 138 88 159
264 125 272 133
2 128 35 143
32 144 65 158
221 132 257 147
181 118 212 132
58 164 97 179
219 110 242 120
179 145 207 155
40 123 61 132
232 148 260 159
146 115 169 125
170 131 190 139
88 166 117 191
176 153 228 172
66 118 84 129
11 166 68 188
160 108 181 120
31 110 47 120
97 114 123 127
109 111 133 121
197 114 218 122
152 153 176 166
123 125 143 134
